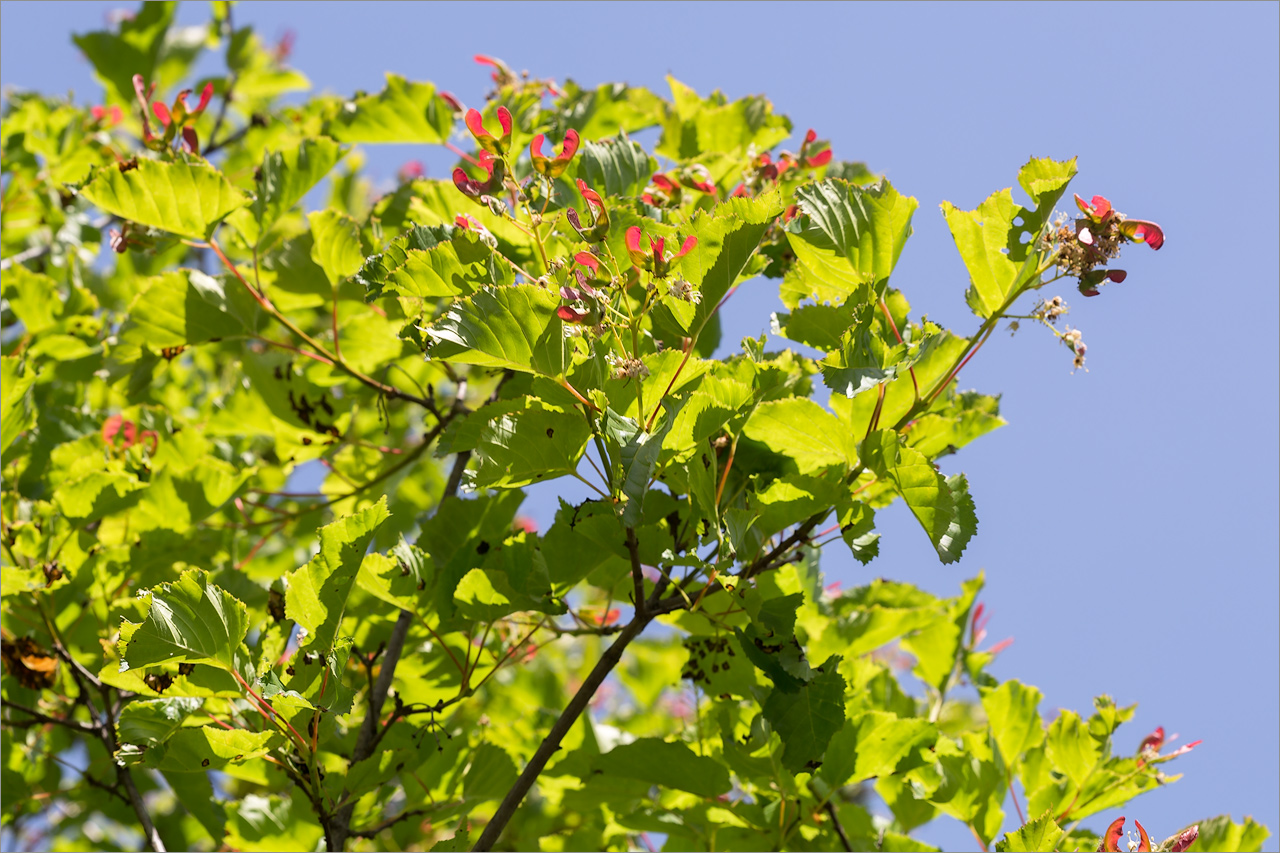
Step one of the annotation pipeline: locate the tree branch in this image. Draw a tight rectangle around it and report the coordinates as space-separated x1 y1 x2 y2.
625 527 647 618
351 807 429 839
824 800 854 852
471 612 653 851
97 686 166 852
1 701 98 734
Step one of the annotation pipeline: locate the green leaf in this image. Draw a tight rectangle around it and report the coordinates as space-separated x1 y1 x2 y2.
682 634 758 699
681 191 784 334
417 491 524 618
463 742 519 803
227 794 325 853
308 209 364 287
364 231 513 302
424 285 566 376
836 499 880 565
819 710 936 787
590 738 731 798
117 697 203 748
285 498 390 653
1184 815 1270 852
560 81 666 139
78 158 247 240
994 813 1064 852
753 474 843 541
615 397 685 527
820 303 909 397
239 137 346 243
120 570 250 672
911 732 1005 845
327 74 454 144
827 579 942 657
447 399 591 490
164 769 227 844
455 538 564 620
942 157 1077 318
860 430 977 564
2 264 61 335
790 178 918 292
143 726 277 773
742 398 854 474
905 391 1005 458
577 132 657 197
770 299 857 352
115 270 251 364
72 2 175 107
1044 710 1099 789
981 679 1045 774
54 469 147 522
762 655 846 774
0 357 37 454
657 77 791 173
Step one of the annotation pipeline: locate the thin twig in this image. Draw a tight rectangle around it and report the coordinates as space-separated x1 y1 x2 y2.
625 527 647 617
471 613 653 851
351 808 429 839
1 701 97 734
824 801 854 852
97 686 166 852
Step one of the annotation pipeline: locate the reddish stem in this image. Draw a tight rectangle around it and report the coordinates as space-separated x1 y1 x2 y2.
929 325 993 404
646 342 693 432
714 441 737 506
446 140 480 167
879 298 919 399
331 295 342 361
255 337 335 366
1008 778 1027 826
864 384 886 438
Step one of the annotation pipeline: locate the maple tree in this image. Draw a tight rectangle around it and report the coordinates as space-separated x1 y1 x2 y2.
0 4 1270 853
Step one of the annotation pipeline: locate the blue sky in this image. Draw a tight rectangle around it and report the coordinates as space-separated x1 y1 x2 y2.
2 2 1277 851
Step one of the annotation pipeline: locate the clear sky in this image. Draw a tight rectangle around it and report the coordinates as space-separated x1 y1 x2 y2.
2 2 1277 851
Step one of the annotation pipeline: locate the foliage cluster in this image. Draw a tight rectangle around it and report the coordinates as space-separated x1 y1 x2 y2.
0 4 1268 853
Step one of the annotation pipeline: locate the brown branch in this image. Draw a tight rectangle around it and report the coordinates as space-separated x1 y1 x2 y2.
471 613 653 851
1 701 97 734
625 527 647 618
97 686 166 852
824 801 854 852
351 807 429 839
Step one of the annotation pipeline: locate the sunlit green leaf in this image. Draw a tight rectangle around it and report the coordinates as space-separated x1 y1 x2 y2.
820 710 936 787
423 285 565 376
120 569 251 672
994 813 1064 852
982 679 1045 774
117 697 203 748
590 738 731 798
285 497 390 652
942 157 1077 318
78 158 248 240
791 178 918 292
308 208 364 286
861 430 977 563
327 74 454 144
